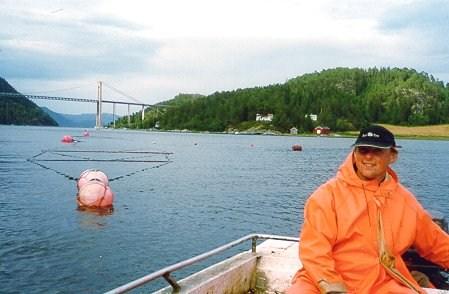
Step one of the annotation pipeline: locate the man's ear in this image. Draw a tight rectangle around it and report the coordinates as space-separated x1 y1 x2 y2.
389 149 398 164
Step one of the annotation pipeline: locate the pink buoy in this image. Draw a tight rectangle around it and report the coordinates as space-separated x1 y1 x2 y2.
61 135 74 143
76 169 114 209
77 182 114 208
77 169 109 189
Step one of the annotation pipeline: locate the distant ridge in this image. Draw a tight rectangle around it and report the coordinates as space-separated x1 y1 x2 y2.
42 107 118 128
0 77 58 126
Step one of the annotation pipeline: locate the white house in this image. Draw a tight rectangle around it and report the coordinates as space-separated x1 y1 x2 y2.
256 113 274 122
305 114 318 121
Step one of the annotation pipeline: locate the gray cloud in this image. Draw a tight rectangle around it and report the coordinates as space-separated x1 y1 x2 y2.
380 0 449 32
81 15 145 31
381 2 449 55
374 0 449 82
0 8 159 80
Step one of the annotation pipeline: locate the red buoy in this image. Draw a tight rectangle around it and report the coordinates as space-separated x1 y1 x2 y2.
61 135 74 143
292 144 302 151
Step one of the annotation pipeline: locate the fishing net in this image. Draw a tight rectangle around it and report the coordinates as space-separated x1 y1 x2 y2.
27 149 173 182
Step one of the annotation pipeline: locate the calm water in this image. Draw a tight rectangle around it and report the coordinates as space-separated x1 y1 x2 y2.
1 126 448 293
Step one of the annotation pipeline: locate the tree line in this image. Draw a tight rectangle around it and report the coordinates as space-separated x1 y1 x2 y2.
111 67 449 132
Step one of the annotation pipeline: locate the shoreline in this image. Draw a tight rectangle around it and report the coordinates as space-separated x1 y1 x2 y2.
2 123 449 140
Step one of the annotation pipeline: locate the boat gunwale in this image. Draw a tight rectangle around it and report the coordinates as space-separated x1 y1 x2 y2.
104 233 299 294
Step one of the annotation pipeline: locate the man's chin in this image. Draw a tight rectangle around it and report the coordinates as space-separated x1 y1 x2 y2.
359 171 379 181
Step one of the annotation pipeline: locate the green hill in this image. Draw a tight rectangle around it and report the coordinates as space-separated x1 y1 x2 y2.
113 67 449 133
0 77 58 126
113 93 204 129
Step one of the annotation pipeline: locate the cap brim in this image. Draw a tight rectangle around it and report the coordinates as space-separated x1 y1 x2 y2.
352 143 401 149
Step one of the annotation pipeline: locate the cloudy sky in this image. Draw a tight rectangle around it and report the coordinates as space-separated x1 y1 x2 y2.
1 0 448 114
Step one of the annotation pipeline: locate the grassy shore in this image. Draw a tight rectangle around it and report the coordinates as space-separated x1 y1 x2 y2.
380 124 449 139
343 124 449 139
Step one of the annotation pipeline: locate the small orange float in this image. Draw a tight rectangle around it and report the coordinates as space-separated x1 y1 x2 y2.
61 135 74 143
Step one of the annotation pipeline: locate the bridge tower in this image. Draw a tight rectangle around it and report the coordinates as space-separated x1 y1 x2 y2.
96 81 103 128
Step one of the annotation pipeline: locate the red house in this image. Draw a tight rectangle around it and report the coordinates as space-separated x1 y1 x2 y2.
314 126 330 136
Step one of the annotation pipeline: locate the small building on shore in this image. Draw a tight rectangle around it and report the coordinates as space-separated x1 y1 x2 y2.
290 127 298 135
314 126 330 136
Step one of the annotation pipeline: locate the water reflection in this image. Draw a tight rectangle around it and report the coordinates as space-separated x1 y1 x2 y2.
76 206 114 229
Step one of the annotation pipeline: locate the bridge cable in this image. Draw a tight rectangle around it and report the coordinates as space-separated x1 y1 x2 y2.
22 86 84 95
102 82 143 104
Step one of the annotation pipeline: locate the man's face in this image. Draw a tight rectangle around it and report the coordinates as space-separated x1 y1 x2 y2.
353 146 398 182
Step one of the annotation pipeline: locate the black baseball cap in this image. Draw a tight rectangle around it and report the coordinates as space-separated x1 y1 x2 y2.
353 125 401 149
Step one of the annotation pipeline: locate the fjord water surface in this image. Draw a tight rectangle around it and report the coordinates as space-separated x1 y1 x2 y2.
1 126 448 293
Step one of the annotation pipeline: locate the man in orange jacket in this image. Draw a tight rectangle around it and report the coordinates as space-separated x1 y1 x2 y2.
288 125 449 294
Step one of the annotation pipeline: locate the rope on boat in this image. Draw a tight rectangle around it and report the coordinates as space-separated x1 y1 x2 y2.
27 149 173 182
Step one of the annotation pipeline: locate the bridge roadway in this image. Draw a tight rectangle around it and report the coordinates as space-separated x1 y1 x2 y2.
1 92 168 128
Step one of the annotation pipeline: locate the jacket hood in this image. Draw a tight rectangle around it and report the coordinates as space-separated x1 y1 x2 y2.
336 151 399 192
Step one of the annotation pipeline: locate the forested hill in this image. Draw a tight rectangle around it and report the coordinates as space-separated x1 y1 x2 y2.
118 67 449 133
0 77 57 126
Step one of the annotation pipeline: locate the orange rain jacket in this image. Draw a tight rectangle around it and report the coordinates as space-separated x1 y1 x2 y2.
290 152 449 294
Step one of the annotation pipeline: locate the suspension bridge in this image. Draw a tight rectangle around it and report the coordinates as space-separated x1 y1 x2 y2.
1 81 169 128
